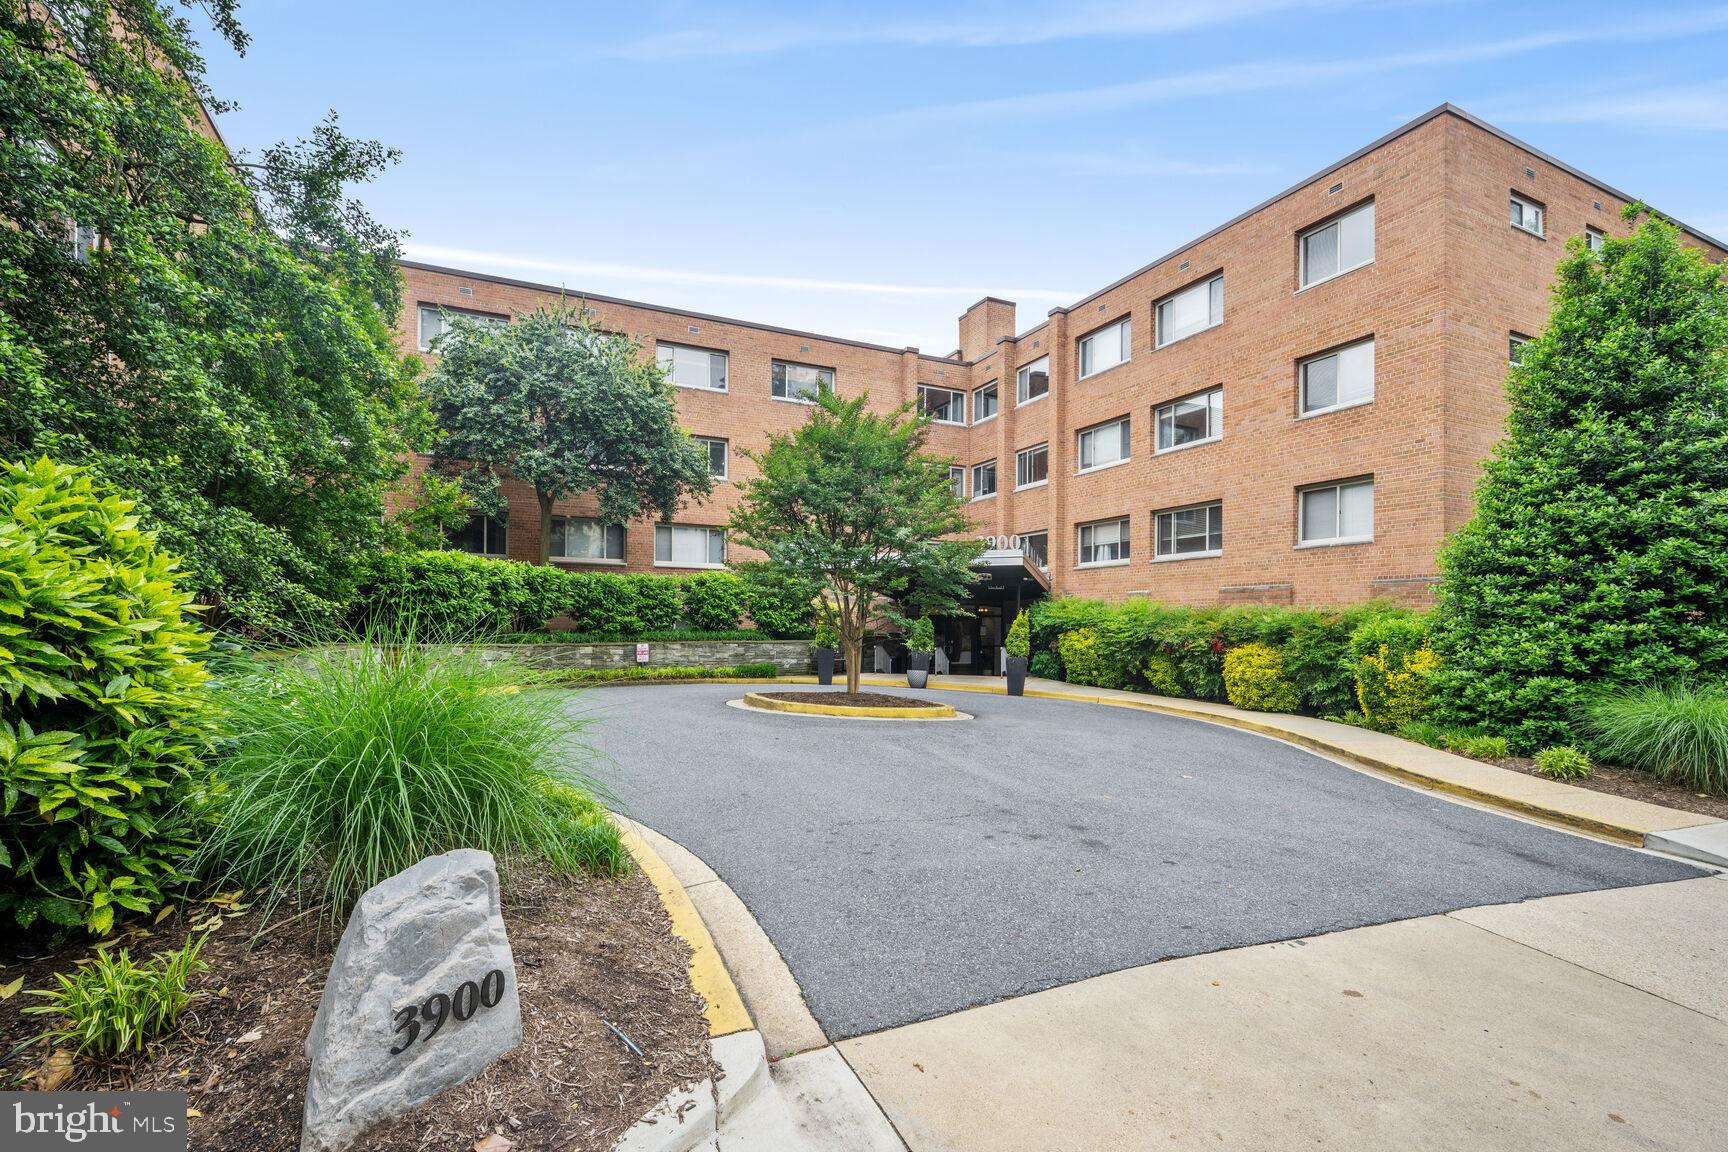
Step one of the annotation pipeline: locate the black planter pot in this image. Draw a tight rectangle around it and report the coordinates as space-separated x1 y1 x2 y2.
1005 656 1029 697
814 647 836 685
907 651 931 690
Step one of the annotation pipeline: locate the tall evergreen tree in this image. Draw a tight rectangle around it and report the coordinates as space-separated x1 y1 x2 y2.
1434 209 1728 751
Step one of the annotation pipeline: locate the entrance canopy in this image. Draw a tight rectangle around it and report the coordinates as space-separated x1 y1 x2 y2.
967 548 1050 610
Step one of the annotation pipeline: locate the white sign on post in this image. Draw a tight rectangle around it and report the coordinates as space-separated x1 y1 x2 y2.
635 642 650 664
300 849 521 1152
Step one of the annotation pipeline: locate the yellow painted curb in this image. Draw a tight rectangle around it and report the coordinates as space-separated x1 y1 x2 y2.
619 824 753 1038
742 690 957 719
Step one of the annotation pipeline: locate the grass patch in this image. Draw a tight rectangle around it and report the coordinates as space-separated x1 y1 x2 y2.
558 663 779 684
24 935 207 1057
1583 682 1728 794
196 630 627 918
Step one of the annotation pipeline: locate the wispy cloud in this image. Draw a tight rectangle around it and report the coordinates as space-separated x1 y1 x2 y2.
403 244 1081 301
1481 81 1728 132
611 0 1370 60
851 9 1728 130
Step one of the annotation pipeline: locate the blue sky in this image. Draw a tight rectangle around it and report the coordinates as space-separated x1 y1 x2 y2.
198 1 1728 352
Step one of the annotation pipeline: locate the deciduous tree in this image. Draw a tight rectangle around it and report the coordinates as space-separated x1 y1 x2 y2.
729 390 981 693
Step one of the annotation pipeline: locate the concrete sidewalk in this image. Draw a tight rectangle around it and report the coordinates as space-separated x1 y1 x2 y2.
840 875 1728 1151
786 672 1722 854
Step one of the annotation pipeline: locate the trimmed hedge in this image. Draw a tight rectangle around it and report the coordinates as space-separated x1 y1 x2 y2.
1222 643 1301 712
355 552 811 641
1031 598 1434 724
559 663 778 684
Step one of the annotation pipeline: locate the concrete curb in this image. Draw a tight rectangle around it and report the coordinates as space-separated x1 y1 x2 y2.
742 690 957 719
619 824 753 1039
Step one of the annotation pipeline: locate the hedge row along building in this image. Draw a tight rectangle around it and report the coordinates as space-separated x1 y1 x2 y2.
401 105 1724 628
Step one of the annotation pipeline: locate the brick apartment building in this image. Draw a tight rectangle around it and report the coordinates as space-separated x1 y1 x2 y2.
399 104 1724 629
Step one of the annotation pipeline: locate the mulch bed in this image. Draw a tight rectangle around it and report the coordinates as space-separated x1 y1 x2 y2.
760 690 933 709
1 864 715 1152
1487 755 1728 821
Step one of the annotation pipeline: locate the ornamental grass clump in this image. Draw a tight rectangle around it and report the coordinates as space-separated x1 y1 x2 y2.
1534 745 1593 781
195 628 626 917
1583 683 1728 794
25 935 207 1058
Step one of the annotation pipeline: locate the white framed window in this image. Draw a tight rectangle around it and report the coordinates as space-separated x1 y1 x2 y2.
418 304 508 352
551 517 625 563
1016 357 1049 405
1299 200 1375 288
67 221 99 263
1155 502 1222 560
1156 387 1222 452
1020 531 1049 569
1077 518 1130 567
1298 478 1374 546
971 460 997 499
1585 226 1606 253
1300 339 1375 416
1078 317 1132 378
654 524 726 567
694 436 728 478
918 384 967 425
973 381 999 423
1510 193 1544 237
771 360 834 402
449 514 507 557
657 343 728 391
949 465 965 500
1077 417 1131 472
1509 333 1532 365
1015 443 1048 489
1155 274 1223 348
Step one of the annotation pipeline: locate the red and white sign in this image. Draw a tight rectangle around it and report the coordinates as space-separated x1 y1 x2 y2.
635 643 650 664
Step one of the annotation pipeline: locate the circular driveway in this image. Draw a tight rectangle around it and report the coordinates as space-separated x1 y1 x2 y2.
578 684 1702 1040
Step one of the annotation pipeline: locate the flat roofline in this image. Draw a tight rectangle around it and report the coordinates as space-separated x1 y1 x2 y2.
400 258 968 365
1058 103 1725 317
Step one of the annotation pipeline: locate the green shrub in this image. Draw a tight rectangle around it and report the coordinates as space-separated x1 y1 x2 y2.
1005 611 1030 660
682 572 746 631
1029 651 1063 680
1583 683 1728 794
906 617 935 654
1057 628 1120 689
813 620 840 649
358 551 545 636
1534 745 1593 780
1222 643 1302 712
1433 214 1728 752
1460 735 1511 760
562 663 778 683
1143 653 1183 696
734 561 819 639
566 570 637 635
499 629 777 643
24 934 208 1057
0 459 218 936
195 627 627 916
628 574 683 633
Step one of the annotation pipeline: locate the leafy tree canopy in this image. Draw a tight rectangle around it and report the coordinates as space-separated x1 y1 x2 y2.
424 303 713 563
0 1 423 633
1434 209 1728 751
729 389 982 693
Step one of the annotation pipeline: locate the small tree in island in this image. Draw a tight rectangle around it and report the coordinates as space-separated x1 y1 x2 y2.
729 389 983 694
424 304 713 563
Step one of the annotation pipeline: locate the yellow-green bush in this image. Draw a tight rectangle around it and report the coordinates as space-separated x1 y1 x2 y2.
1143 653 1183 697
1057 628 1119 689
1355 644 1442 730
1222 643 1301 712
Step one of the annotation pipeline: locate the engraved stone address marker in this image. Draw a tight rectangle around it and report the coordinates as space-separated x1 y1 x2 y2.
300 849 521 1152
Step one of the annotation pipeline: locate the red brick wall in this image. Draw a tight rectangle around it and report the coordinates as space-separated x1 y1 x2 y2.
393 109 1723 608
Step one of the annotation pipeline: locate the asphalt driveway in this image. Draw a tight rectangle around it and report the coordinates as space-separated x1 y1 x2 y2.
577 684 1702 1040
